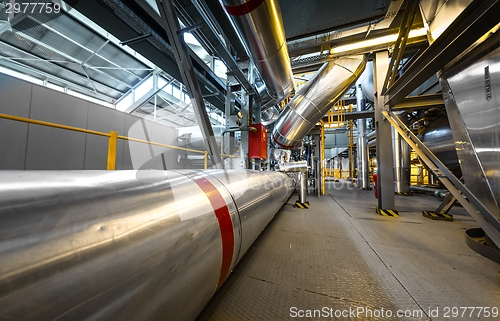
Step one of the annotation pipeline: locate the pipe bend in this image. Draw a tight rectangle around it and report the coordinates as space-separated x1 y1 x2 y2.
272 55 367 149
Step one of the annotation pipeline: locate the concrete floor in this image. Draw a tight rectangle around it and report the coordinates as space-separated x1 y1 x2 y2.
197 181 500 320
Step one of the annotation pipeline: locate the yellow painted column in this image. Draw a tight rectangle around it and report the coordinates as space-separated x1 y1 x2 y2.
107 131 118 170
204 151 209 169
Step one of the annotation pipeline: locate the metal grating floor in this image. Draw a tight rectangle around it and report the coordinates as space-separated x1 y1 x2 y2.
197 181 500 321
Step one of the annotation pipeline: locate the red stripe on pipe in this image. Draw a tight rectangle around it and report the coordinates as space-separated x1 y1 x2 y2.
272 134 296 149
194 177 234 290
224 0 265 16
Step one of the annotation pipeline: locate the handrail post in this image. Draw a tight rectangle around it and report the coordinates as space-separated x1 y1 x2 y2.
107 131 118 170
204 151 208 170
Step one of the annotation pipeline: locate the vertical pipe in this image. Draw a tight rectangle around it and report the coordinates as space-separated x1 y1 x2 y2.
298 171 308 203
392 125 403 192
393 112 411 193
349 118 354 185
107 131 118 170
356 83 370 189
401 113 411 191
204 151 208 169
373 51 395 210
321 122 325 194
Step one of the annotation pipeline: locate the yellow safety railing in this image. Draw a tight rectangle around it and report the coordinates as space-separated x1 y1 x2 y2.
0 113 220 170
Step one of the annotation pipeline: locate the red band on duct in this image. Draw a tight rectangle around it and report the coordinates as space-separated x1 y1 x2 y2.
224 0 265 16
272 134 295 149
194 177 234 290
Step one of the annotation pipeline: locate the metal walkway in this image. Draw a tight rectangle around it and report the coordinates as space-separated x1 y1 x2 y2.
197 183 500 321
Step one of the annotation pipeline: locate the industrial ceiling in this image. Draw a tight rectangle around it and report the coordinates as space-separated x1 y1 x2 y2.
0 0 426 127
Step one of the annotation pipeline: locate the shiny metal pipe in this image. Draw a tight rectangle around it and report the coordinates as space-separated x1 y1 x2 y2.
221 0 294 101
272 56 366 148
392 112 411 193
356 82 370 189
420 117 461 177
277 160 308 172
297 171 308 203
0 170 294 321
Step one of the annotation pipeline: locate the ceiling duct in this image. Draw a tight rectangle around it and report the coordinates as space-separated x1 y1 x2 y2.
272 55 366 149
220 0 294 103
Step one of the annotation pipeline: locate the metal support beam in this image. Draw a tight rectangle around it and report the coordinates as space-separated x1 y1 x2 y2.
392 93 444 111
382 0 419 92
382 110 500 248
374 50 395 211
435 192 456 214
385 0 500 107
124 79 175 113
155 0 223 168
66 0 227 110
322 110 374 122
177 0 255 95
120 33 153 45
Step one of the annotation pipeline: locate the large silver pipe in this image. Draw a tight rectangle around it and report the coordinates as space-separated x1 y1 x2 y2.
258 84 280 125
356 82 370 189
272 55 366 148
392 112 411 193
277 160 308 172
221 0 294 101
0 170 294 321
419 117 461 177
297 171 308 203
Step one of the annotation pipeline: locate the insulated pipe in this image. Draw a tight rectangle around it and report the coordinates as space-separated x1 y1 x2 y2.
0 170 294 321
356 82 370 189
277 160 308 172
221 0 294 101
297 171 308 203
258 84 280 125
392 112 411 193
272 56 366 149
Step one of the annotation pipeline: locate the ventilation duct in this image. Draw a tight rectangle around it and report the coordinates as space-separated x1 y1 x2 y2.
272 55 366 149
220 0 294 103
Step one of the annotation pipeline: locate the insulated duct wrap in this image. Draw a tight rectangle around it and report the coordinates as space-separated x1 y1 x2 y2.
221 0 294 101
0 170 295 321
272 56 367 148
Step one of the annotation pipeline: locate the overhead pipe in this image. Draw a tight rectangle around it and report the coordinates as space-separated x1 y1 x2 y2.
221 0 294 104
257 84 280 125
0 170 295 321
272 55 367 149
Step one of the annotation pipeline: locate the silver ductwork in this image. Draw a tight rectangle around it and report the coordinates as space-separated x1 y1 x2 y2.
257 84 281 125
221 0 294 102
0 170 294 321
272 55 367 149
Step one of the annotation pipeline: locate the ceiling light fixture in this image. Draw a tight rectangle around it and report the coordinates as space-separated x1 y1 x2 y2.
330 28 427 54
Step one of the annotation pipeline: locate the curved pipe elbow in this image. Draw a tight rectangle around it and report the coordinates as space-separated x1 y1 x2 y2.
272 55 367 149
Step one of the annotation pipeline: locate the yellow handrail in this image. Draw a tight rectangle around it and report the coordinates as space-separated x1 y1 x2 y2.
0 112 212 169
0 113 111 137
